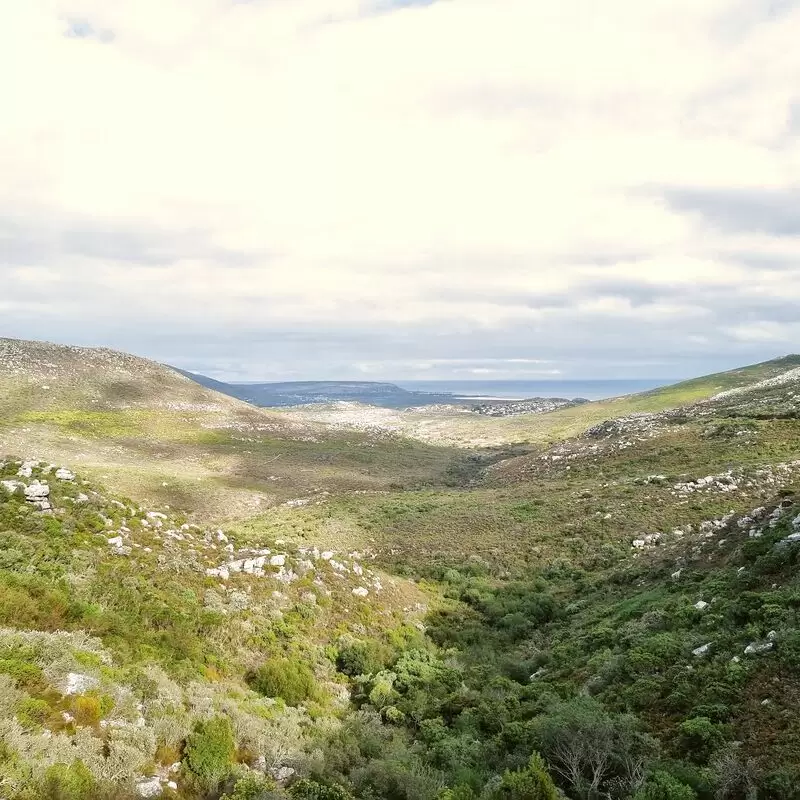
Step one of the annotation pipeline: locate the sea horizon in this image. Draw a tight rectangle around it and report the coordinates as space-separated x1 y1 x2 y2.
395 378 674 401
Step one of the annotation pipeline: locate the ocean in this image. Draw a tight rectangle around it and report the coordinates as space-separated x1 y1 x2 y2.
395 379 672 402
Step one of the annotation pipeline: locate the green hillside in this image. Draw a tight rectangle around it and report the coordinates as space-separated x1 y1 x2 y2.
2 339 800 799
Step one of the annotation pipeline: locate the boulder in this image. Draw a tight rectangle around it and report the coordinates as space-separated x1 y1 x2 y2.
744 640 774 656
24 482 50 500
692 643 712 657
135 777 162 798
55 468 75 481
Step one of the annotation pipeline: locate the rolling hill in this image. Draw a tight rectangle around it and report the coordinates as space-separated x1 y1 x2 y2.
2 338 800 800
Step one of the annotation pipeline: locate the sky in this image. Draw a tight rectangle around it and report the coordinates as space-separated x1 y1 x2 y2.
2 0 800 381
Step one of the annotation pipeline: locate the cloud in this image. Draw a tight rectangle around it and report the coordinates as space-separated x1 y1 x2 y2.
661 187 800 236
1 0 799 380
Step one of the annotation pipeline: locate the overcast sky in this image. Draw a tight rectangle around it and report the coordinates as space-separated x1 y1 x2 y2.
2 1 800 381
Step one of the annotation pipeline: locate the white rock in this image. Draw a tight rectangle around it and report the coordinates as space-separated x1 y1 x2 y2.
24 482 50 500
63 672 98 695
216 529 228 542
270 554 286 567
55 468 75 481
694 601 709 611
108 536 124 547
692 643 712 657
167 782 177 791
321 551 334 560
271 766 296 783
352 587 369 597
1 479 24 493
744 640 774 656
135 776 162 798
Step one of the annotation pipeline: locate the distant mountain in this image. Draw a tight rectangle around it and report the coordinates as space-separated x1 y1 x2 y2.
173 371 458 408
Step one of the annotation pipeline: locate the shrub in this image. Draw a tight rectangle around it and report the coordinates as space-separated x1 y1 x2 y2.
289 779 356 800
17 696 52 728
492 753 559 800
676 717 727 764
633 772 697 800
221 772 280 800
184 715 236 789
336 639 385 677
73 695 103 726
39 761 97 800
249 657 316 706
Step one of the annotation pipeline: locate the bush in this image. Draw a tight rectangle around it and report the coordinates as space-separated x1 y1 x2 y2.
492 753 559 800
184 715 236 789
633 772 697 800
289 779 356 800
336 639 385 677
17 696 52 728
676 717 727 764
73 695 103 726
250 657 316 706
39 761 98 800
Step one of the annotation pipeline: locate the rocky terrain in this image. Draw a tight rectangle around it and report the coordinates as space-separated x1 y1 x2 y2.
471 396 589 417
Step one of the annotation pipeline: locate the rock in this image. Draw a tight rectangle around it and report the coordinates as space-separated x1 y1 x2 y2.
135 776 163 798
692 643 712 657
270 554 286 567
108 536 124 547
1 479 24 493
216 530 228 542
167 782 178 791
529 667 547 681
694 601 709 611
321 551 334 560
671 570 682 580
352 587 369 597
63 672 99 695
24 481 50 500
745 640 774 656
55 467 75 481
271 766 296 784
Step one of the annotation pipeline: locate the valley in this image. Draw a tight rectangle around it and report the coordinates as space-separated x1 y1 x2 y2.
1 338 800 799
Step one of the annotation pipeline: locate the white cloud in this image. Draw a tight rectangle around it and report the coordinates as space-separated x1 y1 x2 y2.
1 0 799 378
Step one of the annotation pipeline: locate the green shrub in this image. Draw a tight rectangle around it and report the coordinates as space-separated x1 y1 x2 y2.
492 753 559 800
676 717 727 764
17 696 52 728
289 779 356 800
249 657 316 706
184 715 236 789
39 761 97 800
336 639 385 677
221 773 279 799
633 771 697 800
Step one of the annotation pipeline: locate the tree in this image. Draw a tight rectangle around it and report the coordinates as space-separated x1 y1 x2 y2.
533 698 657 799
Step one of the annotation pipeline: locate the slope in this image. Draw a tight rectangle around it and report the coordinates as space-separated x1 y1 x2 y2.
0 339 471 520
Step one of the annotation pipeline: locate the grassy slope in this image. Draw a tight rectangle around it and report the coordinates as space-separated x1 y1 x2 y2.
0 339 469 519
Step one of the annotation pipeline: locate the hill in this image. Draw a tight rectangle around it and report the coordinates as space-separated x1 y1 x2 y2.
2 341 800 799
174 370 459 409
0 338 473 519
